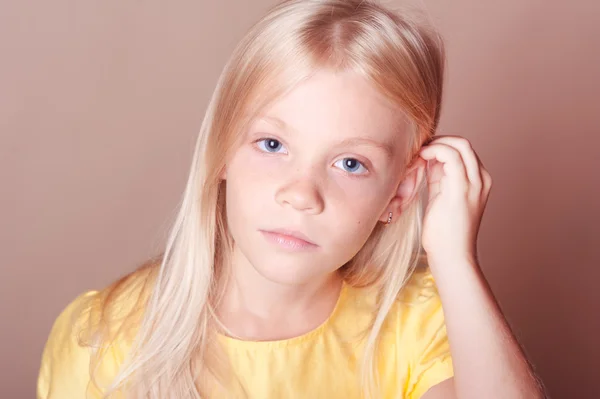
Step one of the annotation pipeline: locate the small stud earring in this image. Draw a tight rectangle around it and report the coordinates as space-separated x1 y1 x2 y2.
387 212 393 224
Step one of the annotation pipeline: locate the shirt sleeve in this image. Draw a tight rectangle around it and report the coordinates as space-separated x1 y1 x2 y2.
37 291 98 399
403 273 454 399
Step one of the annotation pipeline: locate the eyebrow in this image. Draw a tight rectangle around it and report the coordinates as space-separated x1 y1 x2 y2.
260 116 394 158
261 116 289 130
335 137 394 158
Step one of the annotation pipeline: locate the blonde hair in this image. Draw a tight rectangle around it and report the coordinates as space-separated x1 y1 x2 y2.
88 0 445 397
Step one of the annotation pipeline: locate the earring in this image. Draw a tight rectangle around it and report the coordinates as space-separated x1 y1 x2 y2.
387 212 393 224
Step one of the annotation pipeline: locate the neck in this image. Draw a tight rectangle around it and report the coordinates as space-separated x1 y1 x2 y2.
216 244 343 340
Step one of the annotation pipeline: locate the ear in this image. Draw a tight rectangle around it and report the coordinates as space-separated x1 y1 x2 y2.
378 156 427 224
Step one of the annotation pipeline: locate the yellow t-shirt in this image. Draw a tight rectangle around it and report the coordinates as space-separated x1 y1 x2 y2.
37 268 453 398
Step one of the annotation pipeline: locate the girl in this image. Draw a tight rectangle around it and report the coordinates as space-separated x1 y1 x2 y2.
37 0 546 398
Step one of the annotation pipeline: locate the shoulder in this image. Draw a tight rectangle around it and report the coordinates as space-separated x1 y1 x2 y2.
37 258 159 399
395 267 447 334
339 267 453 397
393 268 454 399
374 266 450 358
37 290 97 399
342 266 445 332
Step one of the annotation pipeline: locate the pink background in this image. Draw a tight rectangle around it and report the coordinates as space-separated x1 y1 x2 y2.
1 0 598 397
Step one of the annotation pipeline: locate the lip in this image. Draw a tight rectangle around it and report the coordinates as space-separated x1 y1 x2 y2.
260 228 318 250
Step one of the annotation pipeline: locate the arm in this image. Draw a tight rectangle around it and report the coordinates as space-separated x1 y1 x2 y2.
416 135 546 399
421 260 545 399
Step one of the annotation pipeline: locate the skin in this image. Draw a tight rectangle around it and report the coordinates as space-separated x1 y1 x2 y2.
218 69 545 398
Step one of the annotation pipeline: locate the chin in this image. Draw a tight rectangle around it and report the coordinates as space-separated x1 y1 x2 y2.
230 229 338 286
249 256 326 286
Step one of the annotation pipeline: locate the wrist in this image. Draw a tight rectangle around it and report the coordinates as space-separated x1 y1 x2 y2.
426 253 479 273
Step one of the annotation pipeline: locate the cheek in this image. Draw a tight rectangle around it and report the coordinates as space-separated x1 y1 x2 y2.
224 149 276 220
227 146 280 184
326 193 385 248
332 178 390 219
325 172 394 243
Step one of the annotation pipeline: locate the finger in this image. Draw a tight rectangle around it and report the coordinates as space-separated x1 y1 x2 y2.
473 150 493 193
419 142 469 187
428 136 482 189
473 148 485 169
481 168 493 199
426 164 443 200
425 158 445 184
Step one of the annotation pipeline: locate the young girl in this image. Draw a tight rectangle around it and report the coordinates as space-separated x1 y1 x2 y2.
37 0 546 398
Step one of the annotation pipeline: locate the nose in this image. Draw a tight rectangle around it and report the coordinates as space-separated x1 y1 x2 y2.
275 176 325 214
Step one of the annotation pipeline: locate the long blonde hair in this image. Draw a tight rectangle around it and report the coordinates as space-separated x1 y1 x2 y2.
89 0 445 397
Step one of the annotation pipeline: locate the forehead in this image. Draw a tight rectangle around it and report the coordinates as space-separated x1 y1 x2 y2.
256 70 410 147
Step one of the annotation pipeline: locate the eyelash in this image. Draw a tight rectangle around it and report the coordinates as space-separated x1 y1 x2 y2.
254 137 370 177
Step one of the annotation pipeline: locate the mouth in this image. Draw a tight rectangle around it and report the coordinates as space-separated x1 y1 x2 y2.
259 228 318 250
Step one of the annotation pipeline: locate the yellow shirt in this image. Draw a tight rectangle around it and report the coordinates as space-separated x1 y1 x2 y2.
37 268 453 398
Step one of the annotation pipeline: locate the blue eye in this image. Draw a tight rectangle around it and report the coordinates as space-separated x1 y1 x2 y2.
257 138 287 154
334 158 368 175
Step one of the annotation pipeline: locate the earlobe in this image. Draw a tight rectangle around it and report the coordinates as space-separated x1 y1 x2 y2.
378 160 426 223
378 197 403 224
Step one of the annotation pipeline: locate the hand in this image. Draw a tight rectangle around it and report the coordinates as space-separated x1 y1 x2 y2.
418 135 492 267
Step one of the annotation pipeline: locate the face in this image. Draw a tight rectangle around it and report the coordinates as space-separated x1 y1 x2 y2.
224 69 415 286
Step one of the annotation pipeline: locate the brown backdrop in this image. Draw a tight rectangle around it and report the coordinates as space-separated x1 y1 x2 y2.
1 0 598 398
